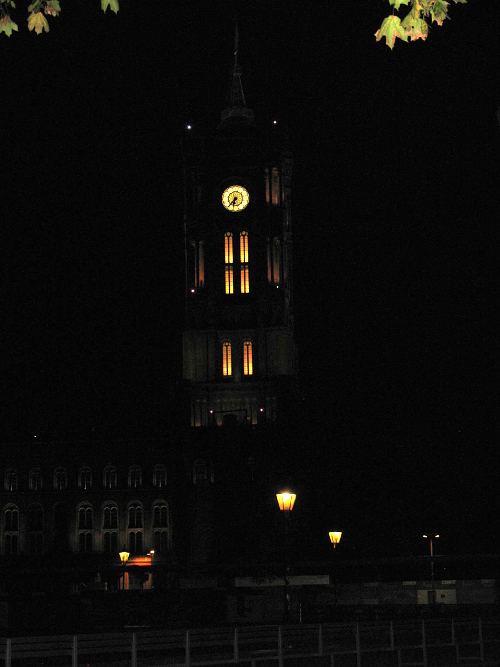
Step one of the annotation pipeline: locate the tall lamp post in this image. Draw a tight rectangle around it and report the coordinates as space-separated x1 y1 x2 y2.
276 491 296 622
119 547 130 590
423 534 439 605
329 532 342 604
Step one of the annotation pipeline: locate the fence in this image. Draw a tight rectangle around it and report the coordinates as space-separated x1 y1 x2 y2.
0 617 499 666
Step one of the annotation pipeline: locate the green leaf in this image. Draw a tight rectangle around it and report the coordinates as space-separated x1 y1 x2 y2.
402 11 429 41
28 0 43 11
101 0 119 13
431 0 449 25
0 15 18 36
44 0 61 17
375 15 408 49
28 10 49 34
388 0 409 10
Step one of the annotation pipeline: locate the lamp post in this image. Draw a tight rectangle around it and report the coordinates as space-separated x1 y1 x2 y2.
423 534 439 605
329 531 342 604
276 491 296 622
119 547 130 590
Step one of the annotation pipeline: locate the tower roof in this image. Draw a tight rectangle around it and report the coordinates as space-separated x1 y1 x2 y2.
219 24 254 127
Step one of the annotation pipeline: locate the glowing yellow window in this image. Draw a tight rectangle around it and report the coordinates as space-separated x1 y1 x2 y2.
271 167 280 205
225 232 233 294
222 342 232 376
243 341 253 376
241 265 249 294
225 232 233 264
225 266 233 294
240 231 249 293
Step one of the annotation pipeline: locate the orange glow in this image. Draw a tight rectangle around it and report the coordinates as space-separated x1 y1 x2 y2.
222 341 232 376
240 265 249 293
198 241 204 286
329 531 342 548
225 232 233 263
265 168 270 204
273 238 280 285
276 492 296 511
243 340 253 375
240 231 248 262
119 549 130 564
225 266 233 294
271 167 280 205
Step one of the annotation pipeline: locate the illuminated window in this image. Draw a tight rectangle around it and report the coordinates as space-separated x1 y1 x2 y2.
78 466 92 490
53 467 67 490
243 340 253 376
153 464 167 488
271 167 280 205
4 469 18 492
264 168 270 204
273 237 281 285
240 231 249 293
128 466 142 489
103 465 117 489
267 240 272 283
225 232 233 294
222 341 232 376
29 467 43 491
198 241 205 286
193 459 207 485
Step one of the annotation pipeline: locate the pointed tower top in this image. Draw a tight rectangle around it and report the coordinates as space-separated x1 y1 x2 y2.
220 22 254 126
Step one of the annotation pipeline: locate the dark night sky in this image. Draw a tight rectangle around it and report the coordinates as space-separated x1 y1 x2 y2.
2 1 500 556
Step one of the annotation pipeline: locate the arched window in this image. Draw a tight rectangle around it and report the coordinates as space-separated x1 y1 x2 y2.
224 232 234 294
127 502 143 553
243 340 253 376
222 341 232 377
102 503 118 554
264 168 270 204
53 467 67 490
29 467 43 491
240 231 249 293
27 504 43 555
3 505 19 556
78 466 92 490
77 503 93 553
271 167 280 205
273 237 281 285
128 466 142 489
103 465 117 489
152 501 170 554
193 459 207 485
4 469 18 492
153 464 167 488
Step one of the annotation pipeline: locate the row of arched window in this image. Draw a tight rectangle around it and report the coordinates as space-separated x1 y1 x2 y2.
2 501 170 556
221 340 253 377
224 230 250 294
3 464 167 492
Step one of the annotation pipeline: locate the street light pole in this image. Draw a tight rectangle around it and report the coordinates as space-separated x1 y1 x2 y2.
423 534 439 605
329 532 342 604
276 491 296 623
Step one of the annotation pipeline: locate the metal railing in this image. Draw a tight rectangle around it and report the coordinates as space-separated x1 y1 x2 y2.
0 617 499 666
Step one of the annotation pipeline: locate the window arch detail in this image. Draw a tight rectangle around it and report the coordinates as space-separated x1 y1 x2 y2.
243 340 253 376
4 469 18 492
222 341 232 377
153 464 167 488
53 467 67 490
128 466 142 489
78 466 92 490
224 232 234 294
29 467 43 491
103 465 117 489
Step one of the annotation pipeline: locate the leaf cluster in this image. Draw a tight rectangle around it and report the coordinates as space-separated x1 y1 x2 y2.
0 0 119 37
375 0 467 49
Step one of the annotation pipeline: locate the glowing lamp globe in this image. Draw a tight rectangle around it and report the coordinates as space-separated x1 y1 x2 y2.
276 492 296 511
329 531 342 548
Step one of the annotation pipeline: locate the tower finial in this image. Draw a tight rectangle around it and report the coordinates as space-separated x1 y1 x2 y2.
220 23 254 126
234 20 239 66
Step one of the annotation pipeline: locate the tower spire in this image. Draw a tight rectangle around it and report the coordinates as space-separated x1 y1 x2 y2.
220 22 254 125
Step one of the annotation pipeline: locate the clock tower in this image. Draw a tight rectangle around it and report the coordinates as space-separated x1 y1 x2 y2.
182 46 296 428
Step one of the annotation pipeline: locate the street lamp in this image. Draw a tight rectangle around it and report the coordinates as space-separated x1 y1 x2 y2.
276 491 296 622
423 534 439 605
119 547 130 590
329 531 342 548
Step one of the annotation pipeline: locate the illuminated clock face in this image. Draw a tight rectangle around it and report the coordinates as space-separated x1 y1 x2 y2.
222 185 250 212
